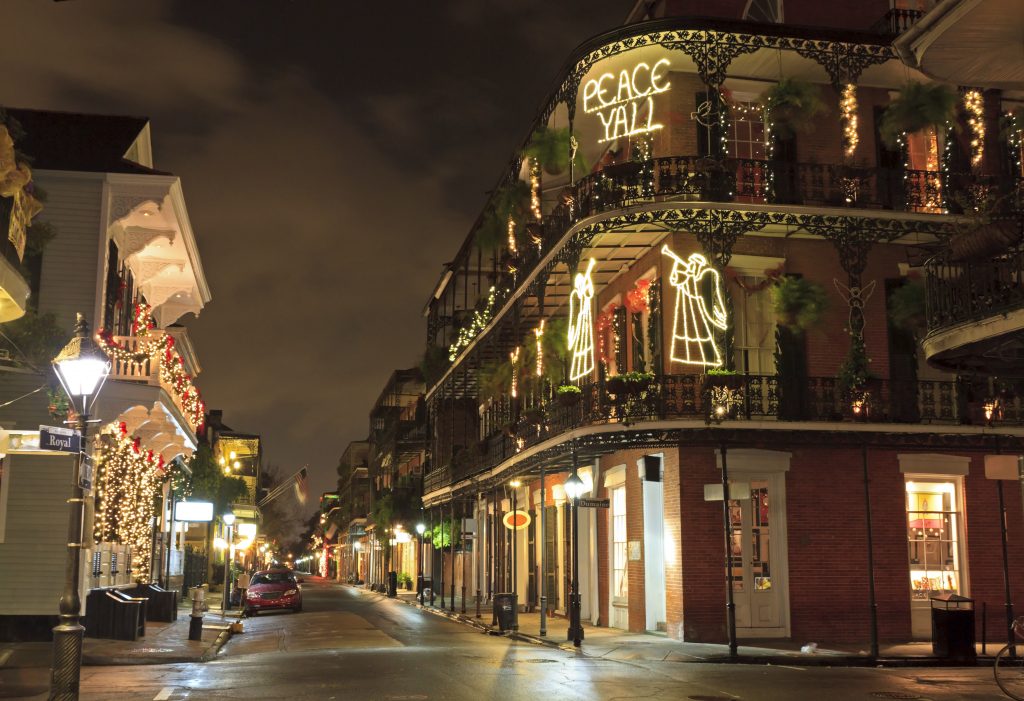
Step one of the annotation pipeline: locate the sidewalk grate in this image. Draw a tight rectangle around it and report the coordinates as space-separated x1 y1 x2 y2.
869 693 923 699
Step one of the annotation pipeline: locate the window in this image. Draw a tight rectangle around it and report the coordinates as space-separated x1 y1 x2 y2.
905 127 943 213
732 277 776 374
727 100 767 203
611 485 627 601
906 478 963 600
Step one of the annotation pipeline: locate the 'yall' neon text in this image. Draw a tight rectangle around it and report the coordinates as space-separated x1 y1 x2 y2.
582 59 670 143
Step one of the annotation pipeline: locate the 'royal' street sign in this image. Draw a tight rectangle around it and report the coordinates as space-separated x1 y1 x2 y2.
39 425 81 453
577 498 610 509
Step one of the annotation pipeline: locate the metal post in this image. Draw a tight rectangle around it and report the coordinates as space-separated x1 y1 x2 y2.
998 479 1015 649
862 444 879 659
438 507 445 608
568 448 583 647
418 531 425 606
720 442 737 658
476 495 482 618
491 491 498 626
512 485 517 602
429 508 436 606
461 500 468 615
221 524 233 614
540 465 547 637
450 499 456 613
49 414 89 701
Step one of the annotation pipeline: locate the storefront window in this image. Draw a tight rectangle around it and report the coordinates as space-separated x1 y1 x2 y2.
611 486 627 601
906 478 963 601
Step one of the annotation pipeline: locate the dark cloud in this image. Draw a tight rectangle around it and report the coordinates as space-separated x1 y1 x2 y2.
2 0 625 511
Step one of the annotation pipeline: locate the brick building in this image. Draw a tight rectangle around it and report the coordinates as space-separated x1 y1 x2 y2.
419 0 1024 648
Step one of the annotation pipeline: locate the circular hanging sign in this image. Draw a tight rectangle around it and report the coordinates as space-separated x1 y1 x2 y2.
502 510 531 530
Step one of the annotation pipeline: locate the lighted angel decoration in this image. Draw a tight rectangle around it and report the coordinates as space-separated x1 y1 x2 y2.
662 246 728 367
568 259 596 381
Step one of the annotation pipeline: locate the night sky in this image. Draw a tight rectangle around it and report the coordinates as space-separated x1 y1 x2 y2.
2 1 625 514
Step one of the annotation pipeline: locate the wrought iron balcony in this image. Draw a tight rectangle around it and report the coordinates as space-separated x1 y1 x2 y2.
924 245 1024 374
429 373 1022 489
869 8 924 36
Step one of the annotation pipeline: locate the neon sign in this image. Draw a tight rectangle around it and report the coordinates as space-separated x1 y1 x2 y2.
662 246 728 368
583 59 670 144
568 259 596 381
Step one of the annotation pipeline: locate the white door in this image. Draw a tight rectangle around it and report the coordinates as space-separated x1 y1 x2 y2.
727 477 784 632
609 485 629 629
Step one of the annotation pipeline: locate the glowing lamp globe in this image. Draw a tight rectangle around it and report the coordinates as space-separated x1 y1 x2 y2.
415 523 426 535
222 513 236 526
52 313 110 411
564 472 585 500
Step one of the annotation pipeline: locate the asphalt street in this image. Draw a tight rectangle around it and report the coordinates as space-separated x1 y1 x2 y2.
0 579 1012 700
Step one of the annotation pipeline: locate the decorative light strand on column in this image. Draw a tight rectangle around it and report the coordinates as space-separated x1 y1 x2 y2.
534 320 545 378
963 89 985 169
841 84 859 158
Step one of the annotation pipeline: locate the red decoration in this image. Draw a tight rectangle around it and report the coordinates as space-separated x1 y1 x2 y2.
625 279 651 314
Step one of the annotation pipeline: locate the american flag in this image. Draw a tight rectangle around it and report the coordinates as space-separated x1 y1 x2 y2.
293 467 309 505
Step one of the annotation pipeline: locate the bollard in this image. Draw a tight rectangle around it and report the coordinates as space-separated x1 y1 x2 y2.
189 585 206 641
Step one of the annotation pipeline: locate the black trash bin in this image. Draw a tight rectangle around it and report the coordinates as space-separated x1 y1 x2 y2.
493 593 518 632
387 571 398 598
931 593 976 662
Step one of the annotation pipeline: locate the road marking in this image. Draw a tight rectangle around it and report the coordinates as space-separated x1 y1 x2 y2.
775 665 807 671
0 649 11 666
154 687 174 700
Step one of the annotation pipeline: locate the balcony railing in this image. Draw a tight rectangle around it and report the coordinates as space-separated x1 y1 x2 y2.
926 247 1024 332
572 157 980 219
869 8 924 35
431 374 1022 489
107 335 199 434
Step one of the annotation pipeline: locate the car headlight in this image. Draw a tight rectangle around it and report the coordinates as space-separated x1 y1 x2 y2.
247 590 260 599
285 589 298 596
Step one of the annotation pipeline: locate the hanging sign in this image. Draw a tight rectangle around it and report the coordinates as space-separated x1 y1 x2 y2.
577 498 609 509
39 425 81 453
79 454 94 490
174 501 214 522
583 58 670 144
502 510 531 531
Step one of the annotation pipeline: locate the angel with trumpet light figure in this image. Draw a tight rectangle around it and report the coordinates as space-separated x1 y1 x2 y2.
662 246 728 367
568 259 596 381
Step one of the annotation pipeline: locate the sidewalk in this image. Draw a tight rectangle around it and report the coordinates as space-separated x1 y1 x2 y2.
0 590 236 669
368 586 996 667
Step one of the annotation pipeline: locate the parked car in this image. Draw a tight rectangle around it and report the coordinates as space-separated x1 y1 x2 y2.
244 569 303 616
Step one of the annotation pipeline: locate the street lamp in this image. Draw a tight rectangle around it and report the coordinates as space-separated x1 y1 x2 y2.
563 465 585 648
509 478 521 626
414 522 426 604
221 513 236 615
49 313 110 701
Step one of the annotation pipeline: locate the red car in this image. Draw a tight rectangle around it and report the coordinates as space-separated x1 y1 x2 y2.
244 569 303 616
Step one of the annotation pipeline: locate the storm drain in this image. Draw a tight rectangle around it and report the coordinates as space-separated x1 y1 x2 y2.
869 693 923 700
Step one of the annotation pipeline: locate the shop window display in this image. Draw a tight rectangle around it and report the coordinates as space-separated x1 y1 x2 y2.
906 479 962 600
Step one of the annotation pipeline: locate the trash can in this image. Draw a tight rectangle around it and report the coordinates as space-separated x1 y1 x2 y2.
493 592 518 632
387 571 398 598
931 593 976 662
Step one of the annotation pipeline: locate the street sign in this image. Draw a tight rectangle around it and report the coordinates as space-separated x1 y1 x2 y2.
79 454 94 490
577 498 610 509
39 425 81 453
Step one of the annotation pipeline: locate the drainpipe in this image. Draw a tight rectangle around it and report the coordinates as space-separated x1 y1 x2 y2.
720 442 737 658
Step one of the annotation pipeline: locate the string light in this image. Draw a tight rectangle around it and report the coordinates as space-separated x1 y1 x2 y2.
1006 111 1023 175
662 246 728 367
99 304 205 431
529 159 542 222
509 346 520 398
449 286 497 361
963 89 985 169
506 214 517 255
841 84 859 158
94 422 166 581
534 320 545 378
568 259 596 381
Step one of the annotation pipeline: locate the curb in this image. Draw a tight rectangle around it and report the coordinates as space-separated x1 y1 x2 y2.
80 621 234 667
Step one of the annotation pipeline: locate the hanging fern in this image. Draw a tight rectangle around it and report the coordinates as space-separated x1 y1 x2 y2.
762 79 825 140
525 126 587 176
888 281 927 337
879 82 957 149
770 277 828 333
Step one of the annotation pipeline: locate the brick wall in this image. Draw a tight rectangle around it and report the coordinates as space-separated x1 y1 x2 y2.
664 449 684 639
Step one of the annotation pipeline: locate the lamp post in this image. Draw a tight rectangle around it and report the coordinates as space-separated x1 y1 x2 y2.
221 513 235 615
415 522 426 605
564 463 585 648
49 313 110 701
509 479 521 630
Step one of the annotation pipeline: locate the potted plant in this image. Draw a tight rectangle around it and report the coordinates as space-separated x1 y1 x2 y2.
556 384 582 406
523 406 546 424
526 126 587 176
879 82 957 149
606 371 655 398
947 191 1021 261
771 276 828 333
761 79 825 139
887 280 927 338
702 367 743 390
